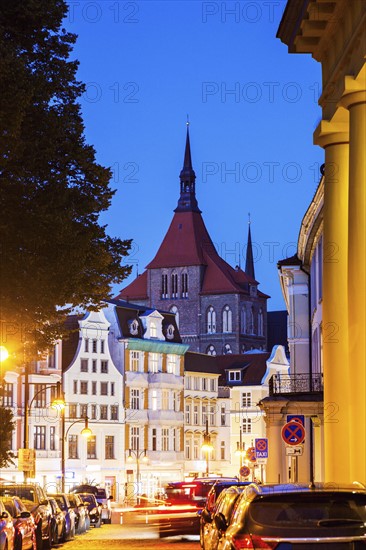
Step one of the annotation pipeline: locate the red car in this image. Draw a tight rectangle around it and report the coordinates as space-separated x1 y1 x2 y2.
0 498 15 550
1 496 36 550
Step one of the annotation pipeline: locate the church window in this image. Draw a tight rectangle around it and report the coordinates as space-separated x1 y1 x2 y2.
181 272 188 298
223 343 232 354
249 307 255 334
207 306 216 333
170 305 179 328
241 307 247 334
206 345 216 356
258 308 264 336
161 274 168 299
222 305 232 333
171 272 178 298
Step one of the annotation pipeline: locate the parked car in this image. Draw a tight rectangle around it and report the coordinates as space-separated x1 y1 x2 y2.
66 493 88 534
199 481 251 548
46 499 64 547
1 496 36 550
0 498 15 550
216 482 366 549
0 483 52 550
76 494 101 528
47 494 75 542
158 477 238 538
70 485 112 524
201 487 244 550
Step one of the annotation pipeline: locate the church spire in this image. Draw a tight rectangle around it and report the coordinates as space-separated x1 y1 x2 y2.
245 214 255 279
175 120 201 213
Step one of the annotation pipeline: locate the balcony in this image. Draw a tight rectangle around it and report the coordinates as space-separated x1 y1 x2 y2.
269 373 323 396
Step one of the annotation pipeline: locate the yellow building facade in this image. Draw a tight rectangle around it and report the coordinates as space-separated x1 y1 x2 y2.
278 0 366 484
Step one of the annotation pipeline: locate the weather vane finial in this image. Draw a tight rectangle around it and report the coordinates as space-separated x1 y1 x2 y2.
186 114 190 127
248 212 251 225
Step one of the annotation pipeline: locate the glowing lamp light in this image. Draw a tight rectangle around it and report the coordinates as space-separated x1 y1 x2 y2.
0 346 9 362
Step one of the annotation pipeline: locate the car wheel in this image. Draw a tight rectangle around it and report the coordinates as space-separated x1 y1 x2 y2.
95 517 101 528
35 524 43 550
14 534 22 550
42 526 52 550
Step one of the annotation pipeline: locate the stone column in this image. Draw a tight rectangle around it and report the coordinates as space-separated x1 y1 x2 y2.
341 76 366 484
261 402 287 483
314 121 350 482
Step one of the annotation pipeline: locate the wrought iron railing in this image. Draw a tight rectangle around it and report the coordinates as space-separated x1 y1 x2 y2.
269 373 323 396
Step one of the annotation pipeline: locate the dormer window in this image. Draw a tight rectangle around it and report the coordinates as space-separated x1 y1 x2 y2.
128 318 139 336
166 324 175 340
140 310 164 340
228 370 241 382
150 321 157 338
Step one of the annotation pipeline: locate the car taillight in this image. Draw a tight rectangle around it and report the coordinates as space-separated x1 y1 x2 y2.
232 534 278 549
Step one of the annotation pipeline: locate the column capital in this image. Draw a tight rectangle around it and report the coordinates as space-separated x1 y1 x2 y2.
339 75 366 109
314 120 349 148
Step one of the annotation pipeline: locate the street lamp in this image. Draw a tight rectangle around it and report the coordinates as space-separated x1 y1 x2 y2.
0 346 9 362
235 425 246 474
126 444 148 505
61 416 92 492
21 381 65 481
201 418 214 476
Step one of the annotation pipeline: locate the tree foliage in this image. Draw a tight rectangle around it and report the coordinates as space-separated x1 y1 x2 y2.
0 399 15 468
0 0 132 358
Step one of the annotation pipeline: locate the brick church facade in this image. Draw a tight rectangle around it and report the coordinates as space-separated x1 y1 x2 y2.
117 127 269 355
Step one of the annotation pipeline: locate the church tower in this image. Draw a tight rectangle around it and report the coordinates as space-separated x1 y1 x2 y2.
116 127 269 354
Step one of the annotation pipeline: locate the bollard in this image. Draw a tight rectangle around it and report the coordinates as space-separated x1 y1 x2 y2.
120 512 123 524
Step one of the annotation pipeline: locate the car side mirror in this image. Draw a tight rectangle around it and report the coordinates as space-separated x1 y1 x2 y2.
108 496 113 500
214 512 227 532
1 512 9 519
202 509 212 523
20 511 31 519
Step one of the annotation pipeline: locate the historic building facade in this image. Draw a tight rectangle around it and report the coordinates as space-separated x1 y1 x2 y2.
117 128 269 355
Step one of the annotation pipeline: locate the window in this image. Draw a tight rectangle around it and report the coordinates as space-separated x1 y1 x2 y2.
209 405 215 426
223 305 232 333
110 405 118 420
242 392 252 407
241 307 247 334
162 389 169 410
47 348 56 368
210 379 216 391
223 343 232 354
149 352 159 373
69 404 77 418
80 381 88 395
220 441 225 460
131 388 140 409
92 381 97 395
228 370 240 382
202 404 207 424
73 381 78 394
151 390 157 411
111 382 115 396
185 403 191 424
150 321 157 338
249 307 255 334
207 306 216 333
92 339 98 353
167 354 177 374
162 428 169 451
105 436 114 459
92 359 97 373
34 384 47 408
242 418 252 433
185 438 191 460
100 340 105 354
194 437 199 459
3 383 13 407
161 273 168 299
152 428 157 451
100 382 108 396
172 391 180 412
206 345 216 356
130 426 140 451
181 272 188 298
171 272 178 298
84 338 89 352
68 435 78 459
101 360 108 373
80 359 88 372
221 404 226 426
100 405 108 420
258 308 264 336
50 426 56 451
194 377 200 390
193 404 199 425
130 350 141 372
87 436 97 459
170 305 179 328
34 426 46 450
91 404 97 420
80 404 88 418
185 376 191 389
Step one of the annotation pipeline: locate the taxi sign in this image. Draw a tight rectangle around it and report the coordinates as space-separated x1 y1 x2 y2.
281 420 305 446
255 438 268 459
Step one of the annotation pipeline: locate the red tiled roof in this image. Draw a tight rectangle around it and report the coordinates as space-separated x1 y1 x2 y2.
116 270 148 301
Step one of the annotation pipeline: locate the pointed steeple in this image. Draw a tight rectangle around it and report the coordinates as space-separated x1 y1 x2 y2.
245 214 255 280
175 121 201 213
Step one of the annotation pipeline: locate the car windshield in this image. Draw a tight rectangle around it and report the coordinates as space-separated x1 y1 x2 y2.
81 495 95 505
0 486 36 503
246 493 366 528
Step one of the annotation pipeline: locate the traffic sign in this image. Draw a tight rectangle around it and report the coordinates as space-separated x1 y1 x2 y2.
255 438 268 459
240 465 250 478
286 446 303 456
281 420 305 445
287 415 305 426
246 446 257 463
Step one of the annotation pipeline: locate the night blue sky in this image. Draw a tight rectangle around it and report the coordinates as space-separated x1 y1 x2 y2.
65 0 323 311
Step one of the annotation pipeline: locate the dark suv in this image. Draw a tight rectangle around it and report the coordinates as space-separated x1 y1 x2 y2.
216 482 366 549
0 482 52 550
